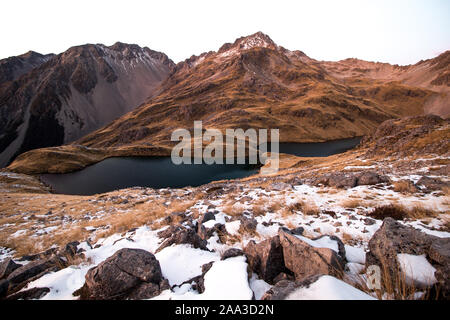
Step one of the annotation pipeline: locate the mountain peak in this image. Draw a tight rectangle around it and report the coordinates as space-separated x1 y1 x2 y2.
238 31 277 49
218 31 277 55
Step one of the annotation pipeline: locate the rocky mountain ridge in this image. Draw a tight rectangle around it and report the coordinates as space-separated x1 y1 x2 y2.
0 43 175 167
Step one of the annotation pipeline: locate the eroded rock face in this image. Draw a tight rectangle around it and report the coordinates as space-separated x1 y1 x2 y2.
75 248 167 300
362 115 450 157
278 230 345 280
366 218 450 299
243 236 286 284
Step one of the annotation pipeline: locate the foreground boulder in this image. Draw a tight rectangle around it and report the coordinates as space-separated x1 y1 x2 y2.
244 236 287 284
278 229 345 280
366 217 450 299
75 248 168 300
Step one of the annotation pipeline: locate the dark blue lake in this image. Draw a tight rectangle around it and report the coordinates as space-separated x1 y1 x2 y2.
41 137 361 195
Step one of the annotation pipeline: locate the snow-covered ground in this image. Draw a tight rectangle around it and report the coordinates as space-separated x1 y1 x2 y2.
2 168 449 300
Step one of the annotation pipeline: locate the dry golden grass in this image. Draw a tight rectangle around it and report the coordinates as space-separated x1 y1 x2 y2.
267 201 282 212
341 198 363 209
393 180 417 194
251 204 266 216
221 202 243 217
284 220 298 230
443 186 450 197
342 232 353 243
248 197 269 216
301 200 320 216
287 200 304 212
0 187 205 257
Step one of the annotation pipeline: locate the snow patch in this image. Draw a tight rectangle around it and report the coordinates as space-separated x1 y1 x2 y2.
285 275 376 300
397 253 437 287
155 245 219 286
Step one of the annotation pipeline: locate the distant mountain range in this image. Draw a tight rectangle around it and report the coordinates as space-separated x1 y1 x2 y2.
76 32 449 150
1 32 449 169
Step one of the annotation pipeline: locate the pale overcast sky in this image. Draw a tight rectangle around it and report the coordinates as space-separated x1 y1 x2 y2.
1 0 449 65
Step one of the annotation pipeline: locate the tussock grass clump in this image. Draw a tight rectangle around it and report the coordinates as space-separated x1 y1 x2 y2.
368 204 437 221
221 202 244 217
341 198 362 209
301 201 320 216
287 200 304 212
393 180 417 194
369 205 408 220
